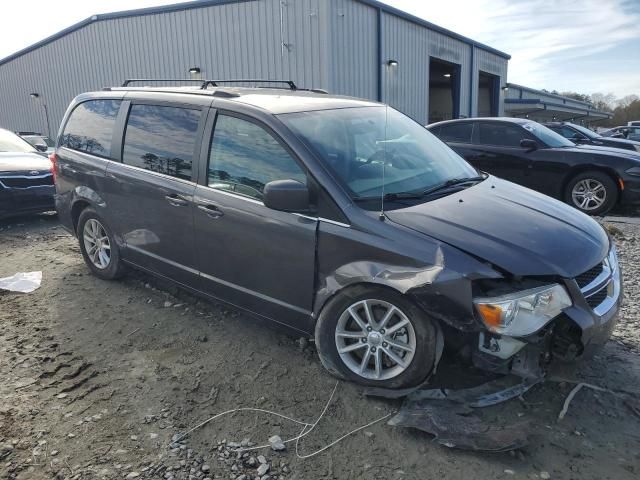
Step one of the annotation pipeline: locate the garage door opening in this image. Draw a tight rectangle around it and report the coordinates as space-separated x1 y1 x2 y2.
478 71 500 117
428 58 460 123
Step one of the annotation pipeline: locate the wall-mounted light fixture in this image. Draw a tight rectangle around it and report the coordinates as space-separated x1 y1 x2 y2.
188 67 201 74
502 86 509 92
387 60 398 67
29 92 51 138
443 73 451 78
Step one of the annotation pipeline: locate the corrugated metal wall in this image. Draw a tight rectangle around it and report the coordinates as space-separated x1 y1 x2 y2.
0 0 330 135
0 0 509 133
474 48 508 116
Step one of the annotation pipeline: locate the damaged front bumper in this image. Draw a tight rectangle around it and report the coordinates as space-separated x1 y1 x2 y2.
472 247 622 379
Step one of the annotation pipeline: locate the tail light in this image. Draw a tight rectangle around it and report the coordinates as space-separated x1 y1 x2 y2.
49 152 58 183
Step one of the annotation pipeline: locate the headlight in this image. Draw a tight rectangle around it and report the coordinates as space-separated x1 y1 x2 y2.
474 284 572 337
627 166 640 176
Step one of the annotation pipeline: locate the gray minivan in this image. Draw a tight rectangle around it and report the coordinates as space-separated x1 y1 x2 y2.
53 81 621 389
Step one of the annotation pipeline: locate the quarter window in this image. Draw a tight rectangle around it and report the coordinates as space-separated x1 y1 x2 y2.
208 115 306 200
62 100 121 157
478 122 528 147
439 123 473 143
122 104 200 181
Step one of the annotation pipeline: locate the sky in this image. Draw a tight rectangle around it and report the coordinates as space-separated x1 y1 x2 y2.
1 0 639 98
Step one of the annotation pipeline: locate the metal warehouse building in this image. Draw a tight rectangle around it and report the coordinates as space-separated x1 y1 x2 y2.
504 83 611 125
0 0 510 136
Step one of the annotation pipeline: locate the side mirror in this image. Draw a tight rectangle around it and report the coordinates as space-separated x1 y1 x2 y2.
520 139 538 151
34 143 48 152
571 136 586 143
263 179 311 213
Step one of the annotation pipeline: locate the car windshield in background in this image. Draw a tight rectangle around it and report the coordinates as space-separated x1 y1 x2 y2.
0 129 37 153
570 124 599 139
522 122 575 148
24 135 55 147
279 107 479 203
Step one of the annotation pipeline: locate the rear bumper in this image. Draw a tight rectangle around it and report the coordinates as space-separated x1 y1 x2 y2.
54 192 75 234
0 186 55 219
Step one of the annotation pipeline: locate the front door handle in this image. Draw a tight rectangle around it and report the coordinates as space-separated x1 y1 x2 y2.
197 203 224 218
165 194 190 207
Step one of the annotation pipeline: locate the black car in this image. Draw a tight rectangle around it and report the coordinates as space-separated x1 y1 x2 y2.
428 118 640 216
0 128 56 219
544 121 640 153
54 82 621 389
601 126 640 142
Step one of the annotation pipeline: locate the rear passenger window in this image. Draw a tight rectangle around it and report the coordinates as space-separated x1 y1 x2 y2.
122 104 200 181
208 115 306 200
478 123 527 147
62 100 121 157
439 123 473 143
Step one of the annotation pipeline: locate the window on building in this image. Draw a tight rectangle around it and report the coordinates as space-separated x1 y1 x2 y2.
122 104 200 181
208 115 306 200
62 100 121 157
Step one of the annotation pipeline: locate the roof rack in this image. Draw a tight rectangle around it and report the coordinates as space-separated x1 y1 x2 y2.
121 79 205 87
201 79 297 90
121 78 299 90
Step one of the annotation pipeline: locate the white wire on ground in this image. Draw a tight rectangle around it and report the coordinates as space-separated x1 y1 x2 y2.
172 380 396 459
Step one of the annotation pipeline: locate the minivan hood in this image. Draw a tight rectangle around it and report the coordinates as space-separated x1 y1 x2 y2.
385 177 609 278
0 152 51 173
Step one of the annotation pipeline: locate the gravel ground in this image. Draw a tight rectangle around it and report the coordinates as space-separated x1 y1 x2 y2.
1 214 639 480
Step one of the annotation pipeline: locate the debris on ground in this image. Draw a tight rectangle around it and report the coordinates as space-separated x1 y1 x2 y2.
0 271 42 293
389 399 530 452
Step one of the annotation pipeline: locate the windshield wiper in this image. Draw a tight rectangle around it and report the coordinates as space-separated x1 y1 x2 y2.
421 176 485 197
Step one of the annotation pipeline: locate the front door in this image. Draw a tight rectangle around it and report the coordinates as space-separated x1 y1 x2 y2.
104 102 205 286
193 111 317 332
470 121 533 186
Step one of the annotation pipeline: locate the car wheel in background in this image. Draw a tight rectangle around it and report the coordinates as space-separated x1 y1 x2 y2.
77 207 126 280
565 171 618 216
314 285 436 389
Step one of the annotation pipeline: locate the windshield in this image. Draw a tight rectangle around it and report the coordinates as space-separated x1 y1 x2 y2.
0 129 38 153
24 135 55 147
522 122 575 148
570 124 598 139
279 107 478 201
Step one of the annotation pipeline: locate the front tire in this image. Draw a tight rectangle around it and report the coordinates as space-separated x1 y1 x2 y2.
565 171 617 216
315 286 436 389
77 208 125 280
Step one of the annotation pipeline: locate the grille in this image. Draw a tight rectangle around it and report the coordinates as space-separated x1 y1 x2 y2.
586 286 608 309
575 262 604 289
0 174 53 189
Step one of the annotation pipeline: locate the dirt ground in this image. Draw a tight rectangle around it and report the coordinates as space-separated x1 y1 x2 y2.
1 213 639 480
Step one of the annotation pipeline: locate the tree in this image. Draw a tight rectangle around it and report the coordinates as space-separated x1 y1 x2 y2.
617 95 640 109
590 92 616 112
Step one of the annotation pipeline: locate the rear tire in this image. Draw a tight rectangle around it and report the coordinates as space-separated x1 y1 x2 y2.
565 171 617 216
77 208 125 280
315 285 436 389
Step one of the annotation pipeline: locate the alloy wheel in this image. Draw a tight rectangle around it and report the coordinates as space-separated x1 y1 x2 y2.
83 219 111 269
335 299 417 381
571 179 606 211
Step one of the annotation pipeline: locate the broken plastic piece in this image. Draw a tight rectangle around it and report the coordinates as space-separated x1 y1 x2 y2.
389 400 530 451
407 376 541 408
0 271 42 293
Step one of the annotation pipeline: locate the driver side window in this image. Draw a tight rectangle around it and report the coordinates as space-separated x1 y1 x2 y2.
208 114 307 200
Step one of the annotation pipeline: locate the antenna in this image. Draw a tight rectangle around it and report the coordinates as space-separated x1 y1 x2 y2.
379 105 389 221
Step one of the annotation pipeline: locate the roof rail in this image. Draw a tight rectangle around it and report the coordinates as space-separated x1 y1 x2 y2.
121 79 206 87
201 79 297 90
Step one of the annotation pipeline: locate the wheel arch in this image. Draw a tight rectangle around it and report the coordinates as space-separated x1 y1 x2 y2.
562 165 623 203
70 187 107 234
